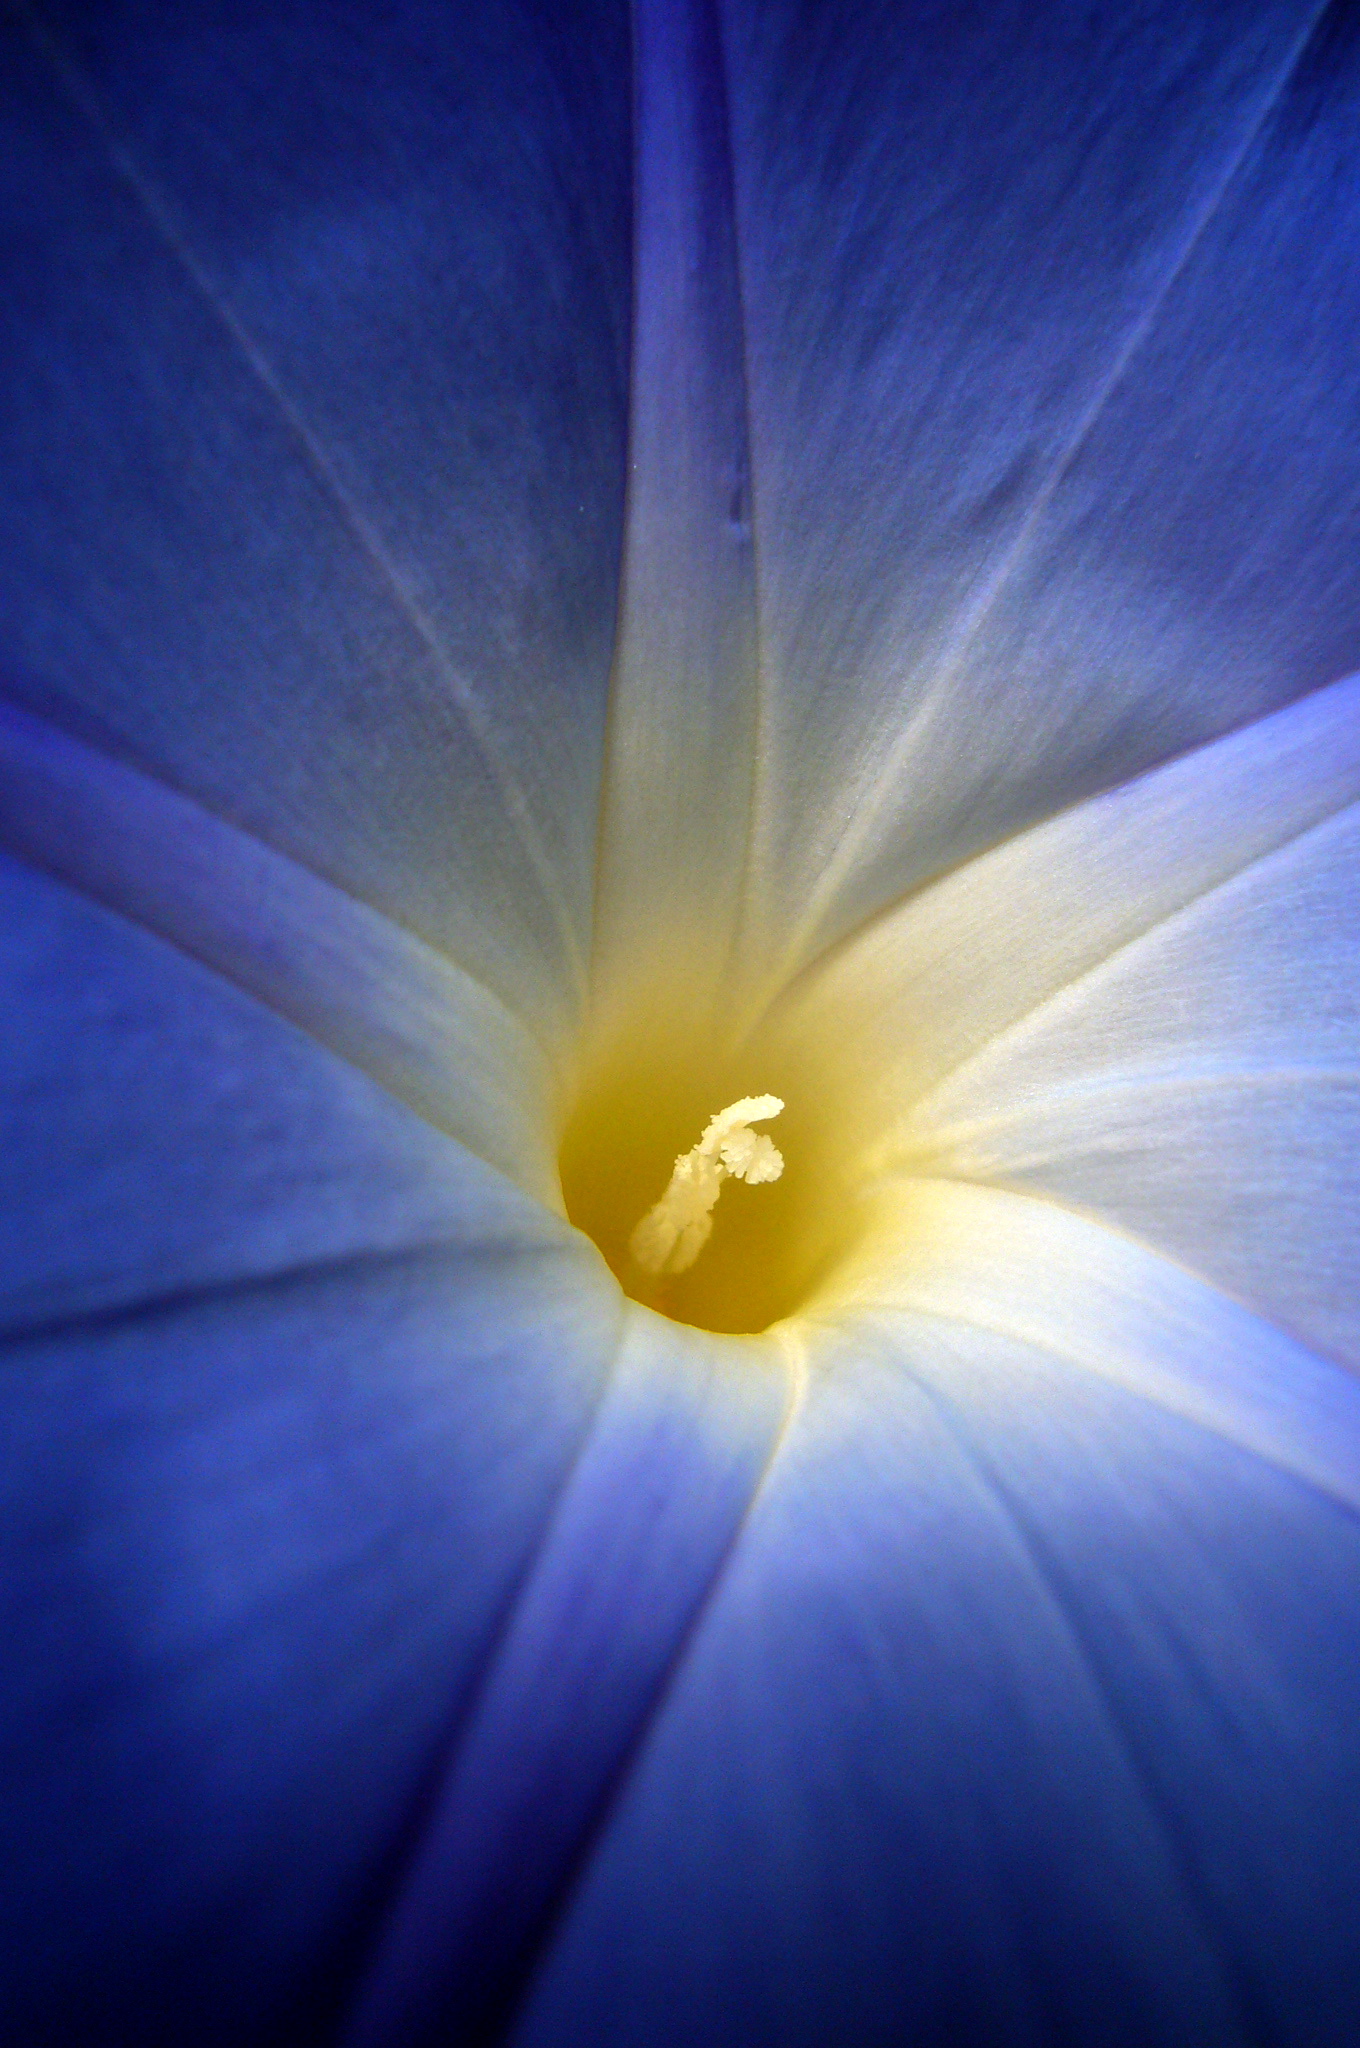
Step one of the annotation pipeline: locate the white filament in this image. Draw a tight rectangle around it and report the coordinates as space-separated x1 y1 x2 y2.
629 1096 785 1277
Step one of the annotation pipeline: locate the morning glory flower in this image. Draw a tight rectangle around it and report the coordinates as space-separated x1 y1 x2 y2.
3 0 1360 2042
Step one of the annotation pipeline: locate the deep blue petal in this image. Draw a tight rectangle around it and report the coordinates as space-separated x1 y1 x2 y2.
0 0 631 1021
719 0 1360 973
0 699 560 1216
1 1239 618 2046
343 1311 791 2047
514 1313 1360 2046
0 826 626 2042
4 3 1360 2042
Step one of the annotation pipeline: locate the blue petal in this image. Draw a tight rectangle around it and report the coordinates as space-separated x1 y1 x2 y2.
1 1235 619 2045
0 700 560 1225
772 673 1360 1371
0 709 801 2045
718 0 1360 978
591 0 764 1049
512 1301 1360 2045
343 1309 791 2046
5 4 1360 2042
0 0 631 1028
0 802 632 2040
903 790 1360 1370
0 696 632 2038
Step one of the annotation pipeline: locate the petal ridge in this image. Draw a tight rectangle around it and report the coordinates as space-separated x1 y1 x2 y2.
15 1 590 1004
755 0 1338 993
758 671 1360 1115
340 1308 794 2048
897 1363 1263 2040
0 695 558 1199
0 1234 578 1356
902 794 1360 1135
588 0 764 1045
824 1179 1360 1519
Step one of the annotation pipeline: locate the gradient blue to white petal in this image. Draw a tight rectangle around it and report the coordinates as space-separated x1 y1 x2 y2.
2 0 1359 2042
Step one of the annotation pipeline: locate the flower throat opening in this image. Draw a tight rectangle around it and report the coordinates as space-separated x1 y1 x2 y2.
559 1046 848 1335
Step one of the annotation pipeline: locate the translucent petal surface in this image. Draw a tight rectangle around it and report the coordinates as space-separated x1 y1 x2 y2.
0 842 627 2042
343 1309 792 2047
0 702 559 1224
835 1181 1360 1519
896 807 1360 1370
5 0 1360 2040
0 709 799 2048
0 0 632 1036
0 845 539 1336
1 1239 620 2047
716 0 1360 991
589 0 761 1054
765 675 1360 1355
513 1292 1360 2046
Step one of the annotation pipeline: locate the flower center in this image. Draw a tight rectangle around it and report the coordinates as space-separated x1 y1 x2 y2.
629 1095 785 1276
557 1025 855 1336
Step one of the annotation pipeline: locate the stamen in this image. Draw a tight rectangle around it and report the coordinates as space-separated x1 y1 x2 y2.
629 1095 785 1276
